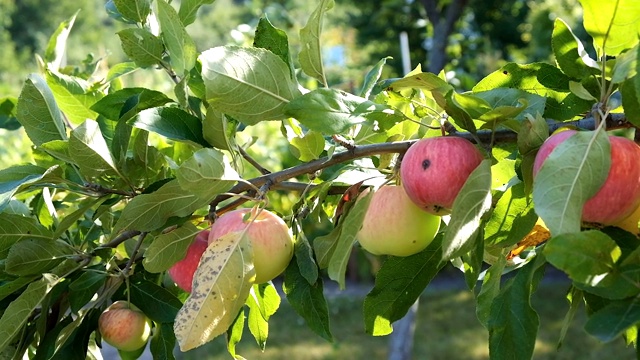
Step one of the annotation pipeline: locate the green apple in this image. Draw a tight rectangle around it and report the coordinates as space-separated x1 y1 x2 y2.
357 185 440 256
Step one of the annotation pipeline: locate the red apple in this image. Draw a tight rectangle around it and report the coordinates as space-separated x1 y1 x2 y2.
400 136 484 214
533 130 640 225
208 209 294 284
98 301 151 352
168 230 210 293
357 185 440 256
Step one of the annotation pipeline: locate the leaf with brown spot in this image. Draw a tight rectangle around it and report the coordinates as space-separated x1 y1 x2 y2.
173 231 255 351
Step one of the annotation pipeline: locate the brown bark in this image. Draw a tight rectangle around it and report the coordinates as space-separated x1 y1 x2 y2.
419 0 470 73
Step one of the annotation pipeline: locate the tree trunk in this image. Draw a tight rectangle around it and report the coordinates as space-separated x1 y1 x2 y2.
419 0 470 74
387 300 419 360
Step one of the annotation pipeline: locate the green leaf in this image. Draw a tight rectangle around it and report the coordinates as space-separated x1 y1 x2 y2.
0 165 58 213
485 182 537 246
360 57 391 99
0 97 19 130
283 260 332 341
113 0 151 24
298 0 334 85
544 230 619 286
0 276 38 303
68 270 107 313
292 224 319 284
112 179 218 234
328 191 372 289
585 297 640 342
128 106 208 146
178 0 215 26
150 323 176 360
17 74 67 146
105 62 138 83
175 147 240 198
557 287 583 349
579 0 640 56
442 91 477 133
284 88 383 135
254 16 293 78
533 129 610 235
202 109 235 151
143 222 200 273
247 283 280 350
517 113 549 155
68 119 120 178
226 308 245 359
442 160 492 261
312 224 340 270
157 0 196 76
476 255 507 328
474 63 593 120
0 213 52 259
488 254 546 360
289 131 325 161
552 18 599 79
387 72 452 94
473 88 546 122
611 45 637 84
0 275 58 353
130 279 183 323
45 71 102 126
363 236 445 336
460 230 484 290
621 77 640 128
173 231 255 351
5 239 73 276
117 28 164 68
43 13 77 71
200 45 300 125
91 88 172 121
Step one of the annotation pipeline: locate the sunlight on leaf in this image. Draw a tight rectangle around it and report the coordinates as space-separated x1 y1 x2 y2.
299 0 334 86
579 0 640 56
533 129 610 236
200 46 300 125
174 231 255 351
441 160 492 261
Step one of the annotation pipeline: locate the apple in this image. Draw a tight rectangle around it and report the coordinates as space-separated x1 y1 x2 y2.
533 130 640 225
357 185 440 256
98 301 151 352
612 203 640 235
168 230 210 293
208 209 294 284
400 136 484 214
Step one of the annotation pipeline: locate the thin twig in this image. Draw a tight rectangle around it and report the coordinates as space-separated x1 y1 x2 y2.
96 230 142 250
238 146 271 175
122 232 147 276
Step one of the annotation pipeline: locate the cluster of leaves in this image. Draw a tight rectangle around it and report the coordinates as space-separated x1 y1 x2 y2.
1 0 640 359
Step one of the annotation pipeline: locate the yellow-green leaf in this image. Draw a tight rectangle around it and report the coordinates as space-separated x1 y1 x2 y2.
174 231 255 351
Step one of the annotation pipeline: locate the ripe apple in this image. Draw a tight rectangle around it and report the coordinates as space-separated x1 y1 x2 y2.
400 136 484 214
98 301 151 352
612 203 640 235
533 130 640 225
208 209 294 284
168 230 210 293
357 185 440 256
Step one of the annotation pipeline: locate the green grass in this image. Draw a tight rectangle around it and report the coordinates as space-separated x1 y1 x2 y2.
176 279 637 360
